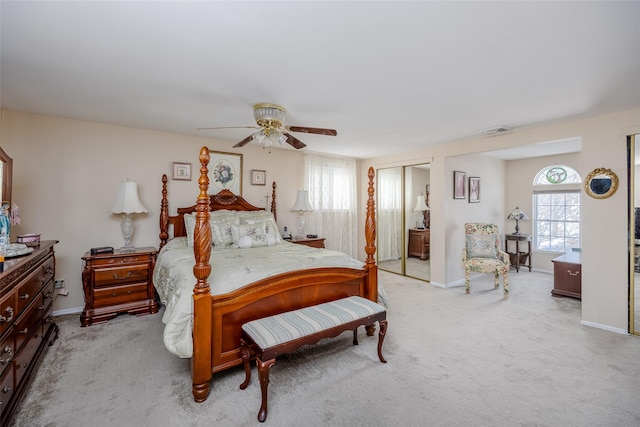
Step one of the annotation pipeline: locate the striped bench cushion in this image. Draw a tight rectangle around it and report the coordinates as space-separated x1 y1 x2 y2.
242 296 385 350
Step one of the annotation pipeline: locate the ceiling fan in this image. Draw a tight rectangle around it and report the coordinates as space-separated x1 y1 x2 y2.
197 103 337 150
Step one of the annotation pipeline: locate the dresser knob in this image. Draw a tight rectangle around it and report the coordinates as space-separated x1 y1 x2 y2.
19 293 30 300
18 328 28 334
2 386 10 394
112 293 117 297
0 307 14 323
3 346 11 355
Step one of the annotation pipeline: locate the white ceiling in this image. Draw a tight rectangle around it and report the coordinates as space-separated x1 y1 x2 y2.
1 1 639 159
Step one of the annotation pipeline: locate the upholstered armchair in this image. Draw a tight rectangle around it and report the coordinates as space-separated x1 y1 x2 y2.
461 223 510 298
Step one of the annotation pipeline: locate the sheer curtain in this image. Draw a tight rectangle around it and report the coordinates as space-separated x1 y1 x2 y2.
304 154 357 257
377 168 402 261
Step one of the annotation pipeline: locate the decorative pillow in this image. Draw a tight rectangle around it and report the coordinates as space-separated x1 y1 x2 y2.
239 211 282 243
466 234 498 259
231 223 277 248
211 216 240 249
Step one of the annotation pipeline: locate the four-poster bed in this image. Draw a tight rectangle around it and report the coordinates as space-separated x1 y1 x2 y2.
156 146 379 403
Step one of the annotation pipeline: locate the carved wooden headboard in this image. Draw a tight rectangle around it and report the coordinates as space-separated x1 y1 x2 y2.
159 174 277 249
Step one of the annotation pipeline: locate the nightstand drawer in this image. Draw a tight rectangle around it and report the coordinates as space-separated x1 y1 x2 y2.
93 283 149 308
90 253 152 267
93 264 150 287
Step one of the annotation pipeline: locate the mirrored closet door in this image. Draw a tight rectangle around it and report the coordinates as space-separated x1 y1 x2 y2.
377 163 430 282
629 134 639 335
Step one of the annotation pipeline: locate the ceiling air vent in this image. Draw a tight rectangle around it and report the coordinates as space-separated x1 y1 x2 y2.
481 125 511 136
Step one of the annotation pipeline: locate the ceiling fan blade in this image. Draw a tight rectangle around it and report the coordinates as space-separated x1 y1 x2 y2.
285 133 307 149
197 126 259 131
233 135 254 148
287 126 337 136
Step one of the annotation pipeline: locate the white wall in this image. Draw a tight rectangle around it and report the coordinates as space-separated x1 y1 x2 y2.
505 152 580 271
361 107 640 333
0 110 308 313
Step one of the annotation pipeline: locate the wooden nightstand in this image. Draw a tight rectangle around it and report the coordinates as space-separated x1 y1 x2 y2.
80 247 160 326
290 237 326 249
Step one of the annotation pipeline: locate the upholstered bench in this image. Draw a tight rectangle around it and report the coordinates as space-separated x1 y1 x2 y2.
239 296 388 422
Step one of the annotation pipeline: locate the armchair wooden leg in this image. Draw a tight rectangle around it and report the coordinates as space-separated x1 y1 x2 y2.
503 272 509 299
465 271 470 294
494 273 499 289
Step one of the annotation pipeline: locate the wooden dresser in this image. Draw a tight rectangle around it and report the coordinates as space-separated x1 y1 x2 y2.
408 228 430 260
0 240 59 426
80 247 159 326
551 251 581 300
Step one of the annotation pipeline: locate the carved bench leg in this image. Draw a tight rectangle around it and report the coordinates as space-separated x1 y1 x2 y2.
353 328 359 345
239 344 251 390
365 324 376 336
377 320 388 364
257 357 275 423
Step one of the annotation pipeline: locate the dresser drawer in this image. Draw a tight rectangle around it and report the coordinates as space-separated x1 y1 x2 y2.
16 269 42 313
0 365 14 412
93 264 150 288
14 332 40 387
0 292 16 337
0 329 14 377
14 299 42 352
93 283 149 308
91 253 152 268
41 257 55 288
41 281 55 318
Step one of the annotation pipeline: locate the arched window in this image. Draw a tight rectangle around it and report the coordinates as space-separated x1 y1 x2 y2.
533 165 581 252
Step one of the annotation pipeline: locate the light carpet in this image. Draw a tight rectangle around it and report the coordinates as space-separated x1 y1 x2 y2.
10 270 640 426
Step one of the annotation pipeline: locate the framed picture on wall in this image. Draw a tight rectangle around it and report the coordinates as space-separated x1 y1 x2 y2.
172 162 192 181
469 177 480 203
251 169 266 185
453 171 466 199
209 150 243 195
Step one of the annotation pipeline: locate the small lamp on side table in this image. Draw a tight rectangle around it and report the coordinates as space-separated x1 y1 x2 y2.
413 195 429 229
507 206 529 235
291 190 313 239
111 179 148 253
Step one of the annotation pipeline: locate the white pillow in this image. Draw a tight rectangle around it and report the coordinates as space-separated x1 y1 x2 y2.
211 216 240 249
183 213 196 247
231 223 277 248
239 211 282 243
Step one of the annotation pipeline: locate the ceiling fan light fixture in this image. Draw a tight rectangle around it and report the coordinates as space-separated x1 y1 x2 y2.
253 103 286 128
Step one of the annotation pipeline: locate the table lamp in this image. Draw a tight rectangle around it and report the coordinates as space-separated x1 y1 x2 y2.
507 206 529 235
291 190 313 239
413 195 429 229
111 179 148 252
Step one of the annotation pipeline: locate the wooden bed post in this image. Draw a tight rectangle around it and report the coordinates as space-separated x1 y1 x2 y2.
192 146 213 402
365 167 378 336
271 181 277 221
159 174 169 250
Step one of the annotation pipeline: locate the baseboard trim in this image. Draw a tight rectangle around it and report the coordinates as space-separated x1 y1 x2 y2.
52 306 83 317
580 320 628 335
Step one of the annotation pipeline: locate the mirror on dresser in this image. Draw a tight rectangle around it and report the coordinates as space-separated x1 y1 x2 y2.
0 146 12 206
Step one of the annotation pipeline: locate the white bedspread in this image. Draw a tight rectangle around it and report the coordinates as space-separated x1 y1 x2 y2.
153 237 386 358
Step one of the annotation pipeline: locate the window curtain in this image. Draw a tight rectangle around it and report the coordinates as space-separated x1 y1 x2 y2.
376 168 402 262
304 154 357 257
